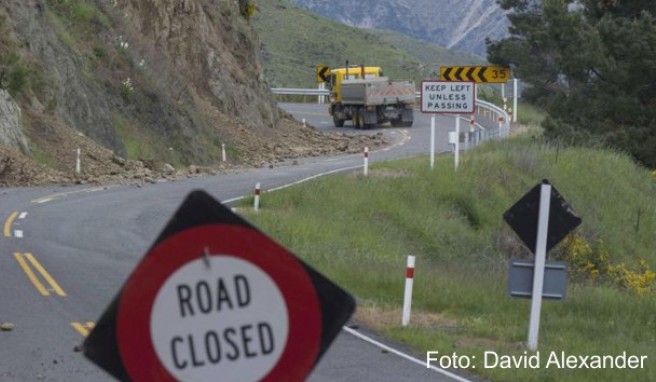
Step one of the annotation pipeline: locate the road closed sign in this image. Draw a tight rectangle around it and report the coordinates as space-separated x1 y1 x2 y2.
420 80 475 114
83 190 355 382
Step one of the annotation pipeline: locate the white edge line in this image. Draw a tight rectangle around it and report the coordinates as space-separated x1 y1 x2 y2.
342 326 475 382
221 165 363 205
18 212 28 219
37 198 53 204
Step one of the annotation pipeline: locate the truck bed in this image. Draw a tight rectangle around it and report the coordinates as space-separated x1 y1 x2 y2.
341 78 416 106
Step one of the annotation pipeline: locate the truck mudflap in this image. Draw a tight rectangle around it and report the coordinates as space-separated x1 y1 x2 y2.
390 107 413 127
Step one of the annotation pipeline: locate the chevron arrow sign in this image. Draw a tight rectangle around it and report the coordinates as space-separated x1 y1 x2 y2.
440 66 511 83
316 65 331 83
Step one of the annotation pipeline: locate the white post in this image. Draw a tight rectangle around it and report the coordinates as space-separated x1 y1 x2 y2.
430 116 435 170
302 118 306 128
318 83 325 104
254 182 261 212
527 183 552 351
401 255 416 327
471 116 476 148
454 115 460 172
75 148 81 174
501 83 505 100
221 143 227 162
513 78 519 123
363 147 369 177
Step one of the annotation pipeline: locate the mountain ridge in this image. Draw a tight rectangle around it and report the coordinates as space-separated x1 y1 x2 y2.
290 0 509 57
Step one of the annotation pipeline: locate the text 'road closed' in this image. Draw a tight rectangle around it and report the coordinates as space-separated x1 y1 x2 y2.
151 256 289 381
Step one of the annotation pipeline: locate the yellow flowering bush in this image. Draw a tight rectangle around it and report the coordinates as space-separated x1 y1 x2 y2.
562 234 655 295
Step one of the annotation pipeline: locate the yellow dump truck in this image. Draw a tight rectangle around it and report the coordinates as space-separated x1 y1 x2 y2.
325 65 415 129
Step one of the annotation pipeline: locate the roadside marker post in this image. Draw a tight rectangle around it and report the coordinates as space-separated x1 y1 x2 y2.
363 147 369 177
401 255 416 327
76 148 81 174
430 116 435 170
254 182 261 212
221 143 226 162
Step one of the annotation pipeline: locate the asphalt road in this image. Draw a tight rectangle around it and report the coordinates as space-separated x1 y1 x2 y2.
0 104 489 381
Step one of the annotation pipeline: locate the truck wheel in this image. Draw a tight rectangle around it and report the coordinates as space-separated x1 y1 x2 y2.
358 112 366 129
333 115 345 127
390 118 402 127
352 109 362 129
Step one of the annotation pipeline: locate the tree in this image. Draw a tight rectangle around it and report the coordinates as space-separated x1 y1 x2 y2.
488 0 656 167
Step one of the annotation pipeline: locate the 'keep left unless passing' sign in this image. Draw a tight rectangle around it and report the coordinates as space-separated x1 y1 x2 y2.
420 80 475 114
83 190 355 381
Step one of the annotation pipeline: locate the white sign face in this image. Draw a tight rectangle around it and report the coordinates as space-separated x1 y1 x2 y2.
421 81 475 114
150 256 289 382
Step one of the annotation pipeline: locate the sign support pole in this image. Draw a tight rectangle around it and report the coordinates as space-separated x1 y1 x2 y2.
527 183 551 351
455 115 460 172
513 79 519 123
430 116 435 170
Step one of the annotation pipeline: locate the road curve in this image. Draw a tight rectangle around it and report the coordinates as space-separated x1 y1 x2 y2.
0 104 485 382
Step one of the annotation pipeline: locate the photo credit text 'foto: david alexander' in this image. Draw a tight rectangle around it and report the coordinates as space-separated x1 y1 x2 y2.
426 350 648 370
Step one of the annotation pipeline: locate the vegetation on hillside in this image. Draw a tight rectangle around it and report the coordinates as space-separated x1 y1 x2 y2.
253 0 483 88
242 137 656 382
488 1 656 168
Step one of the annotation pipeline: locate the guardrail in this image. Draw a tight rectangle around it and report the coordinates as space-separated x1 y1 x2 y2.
272 87 511 142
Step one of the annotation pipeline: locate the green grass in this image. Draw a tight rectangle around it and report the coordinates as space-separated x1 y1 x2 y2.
241 137 656 382
254 0 483 88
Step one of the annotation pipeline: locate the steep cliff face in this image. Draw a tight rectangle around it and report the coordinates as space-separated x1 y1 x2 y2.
0 90 28 152
291 0 509 57
117 0 279 131
0 0 299 182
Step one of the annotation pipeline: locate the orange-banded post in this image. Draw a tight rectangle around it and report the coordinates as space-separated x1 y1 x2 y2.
254 182 261 212
401 255 416 326
363 147 369 177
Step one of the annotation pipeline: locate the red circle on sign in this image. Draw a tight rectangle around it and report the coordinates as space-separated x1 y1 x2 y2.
116 225 322 381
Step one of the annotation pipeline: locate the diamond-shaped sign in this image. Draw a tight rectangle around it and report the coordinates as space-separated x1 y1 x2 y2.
83 190 355 382
503 180 582 255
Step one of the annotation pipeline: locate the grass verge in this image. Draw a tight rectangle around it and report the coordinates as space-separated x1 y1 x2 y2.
240 136 655 382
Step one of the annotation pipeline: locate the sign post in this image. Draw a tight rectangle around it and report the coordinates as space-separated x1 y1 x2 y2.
527 183 551 351
430 116 435 170
503 180 582 352
455 116 460 171
83 190 355 382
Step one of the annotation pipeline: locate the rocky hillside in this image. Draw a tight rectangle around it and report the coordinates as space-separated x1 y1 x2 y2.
0 0 379 186
290 0 509 57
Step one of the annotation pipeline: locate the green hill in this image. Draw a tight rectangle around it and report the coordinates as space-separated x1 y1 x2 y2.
253 0 483 88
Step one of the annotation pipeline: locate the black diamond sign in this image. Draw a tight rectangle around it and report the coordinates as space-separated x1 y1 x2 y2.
503 180 582 255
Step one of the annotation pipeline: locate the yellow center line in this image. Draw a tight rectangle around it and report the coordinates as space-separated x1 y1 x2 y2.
13 253 49 296
4 211 18 238
24 253 67 297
